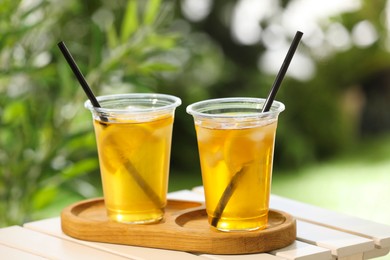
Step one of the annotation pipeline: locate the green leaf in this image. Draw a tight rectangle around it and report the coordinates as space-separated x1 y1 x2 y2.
107 23 119 48
62 158 99 180
32 186 58 210
64 131 96 152
120 0 139 43
2 101 27 125
138 62 178 74
144 0 161 26
146 33 179 50
90 24 105 67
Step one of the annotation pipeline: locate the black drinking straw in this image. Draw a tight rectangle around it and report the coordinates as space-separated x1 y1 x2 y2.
261 31 303 112
57 41 101 108
57 41 163 210
211 31 304 228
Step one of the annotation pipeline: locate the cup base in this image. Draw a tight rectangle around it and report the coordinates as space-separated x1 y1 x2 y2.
209 214 268 232
107 209 164 224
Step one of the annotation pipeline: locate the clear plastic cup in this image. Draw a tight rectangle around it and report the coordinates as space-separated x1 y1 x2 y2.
187 97 284 231
85 93 181 224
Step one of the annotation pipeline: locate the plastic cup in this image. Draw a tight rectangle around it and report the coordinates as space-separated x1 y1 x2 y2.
85 93 181 224
187 97 284 231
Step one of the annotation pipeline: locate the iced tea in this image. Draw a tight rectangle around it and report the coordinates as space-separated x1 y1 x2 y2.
187 98 284 231
85 94 181 224
196 119 277 231
94 116 173 223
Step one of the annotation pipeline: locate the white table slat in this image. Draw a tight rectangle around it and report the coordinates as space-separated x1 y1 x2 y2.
24 218 206 260
363 247 390 260
0 226 128 260
168 189 206 202
270 194 390 249
23 191 333 260
338 253 363 260
200 253 285 259
25 216 332 260
6 187 386 260
190 186 390 260
191 186 207 197
270 240 332 260
176 189 334 260
297 220 375 257
192 186 390 249
0 244 47 260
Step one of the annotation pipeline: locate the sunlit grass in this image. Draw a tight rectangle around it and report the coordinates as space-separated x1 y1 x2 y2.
272 134 390 227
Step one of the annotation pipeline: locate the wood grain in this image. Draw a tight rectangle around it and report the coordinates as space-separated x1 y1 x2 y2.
61 198 296 255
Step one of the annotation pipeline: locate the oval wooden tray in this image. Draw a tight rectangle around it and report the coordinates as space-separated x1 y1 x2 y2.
61 198 296 254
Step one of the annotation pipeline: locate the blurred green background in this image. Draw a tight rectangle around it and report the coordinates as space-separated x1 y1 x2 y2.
1 0 389 242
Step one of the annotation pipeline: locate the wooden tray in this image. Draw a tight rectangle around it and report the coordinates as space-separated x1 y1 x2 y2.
61 198 296 254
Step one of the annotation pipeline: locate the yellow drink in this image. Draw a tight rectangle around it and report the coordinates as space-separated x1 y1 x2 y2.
85 93 181 224
187 97 284 231
196 120 277 231
94 116 173 223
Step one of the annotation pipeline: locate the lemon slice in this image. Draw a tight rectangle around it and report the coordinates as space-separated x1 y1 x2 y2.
96 120 153 174
98 116 173 205
223 127 260 174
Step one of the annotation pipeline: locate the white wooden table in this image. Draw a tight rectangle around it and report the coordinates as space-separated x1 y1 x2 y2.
1 186 390 260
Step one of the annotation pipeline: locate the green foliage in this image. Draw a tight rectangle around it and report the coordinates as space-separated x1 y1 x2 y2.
0 0 93 225
0 0 184 227
183 0 390 169
1 0 390 227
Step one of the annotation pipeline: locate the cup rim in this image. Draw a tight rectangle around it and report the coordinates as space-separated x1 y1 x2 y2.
84 93 182 114
186 97 285 118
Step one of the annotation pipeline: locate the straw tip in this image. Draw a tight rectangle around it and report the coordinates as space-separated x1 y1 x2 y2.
295 31 304 39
